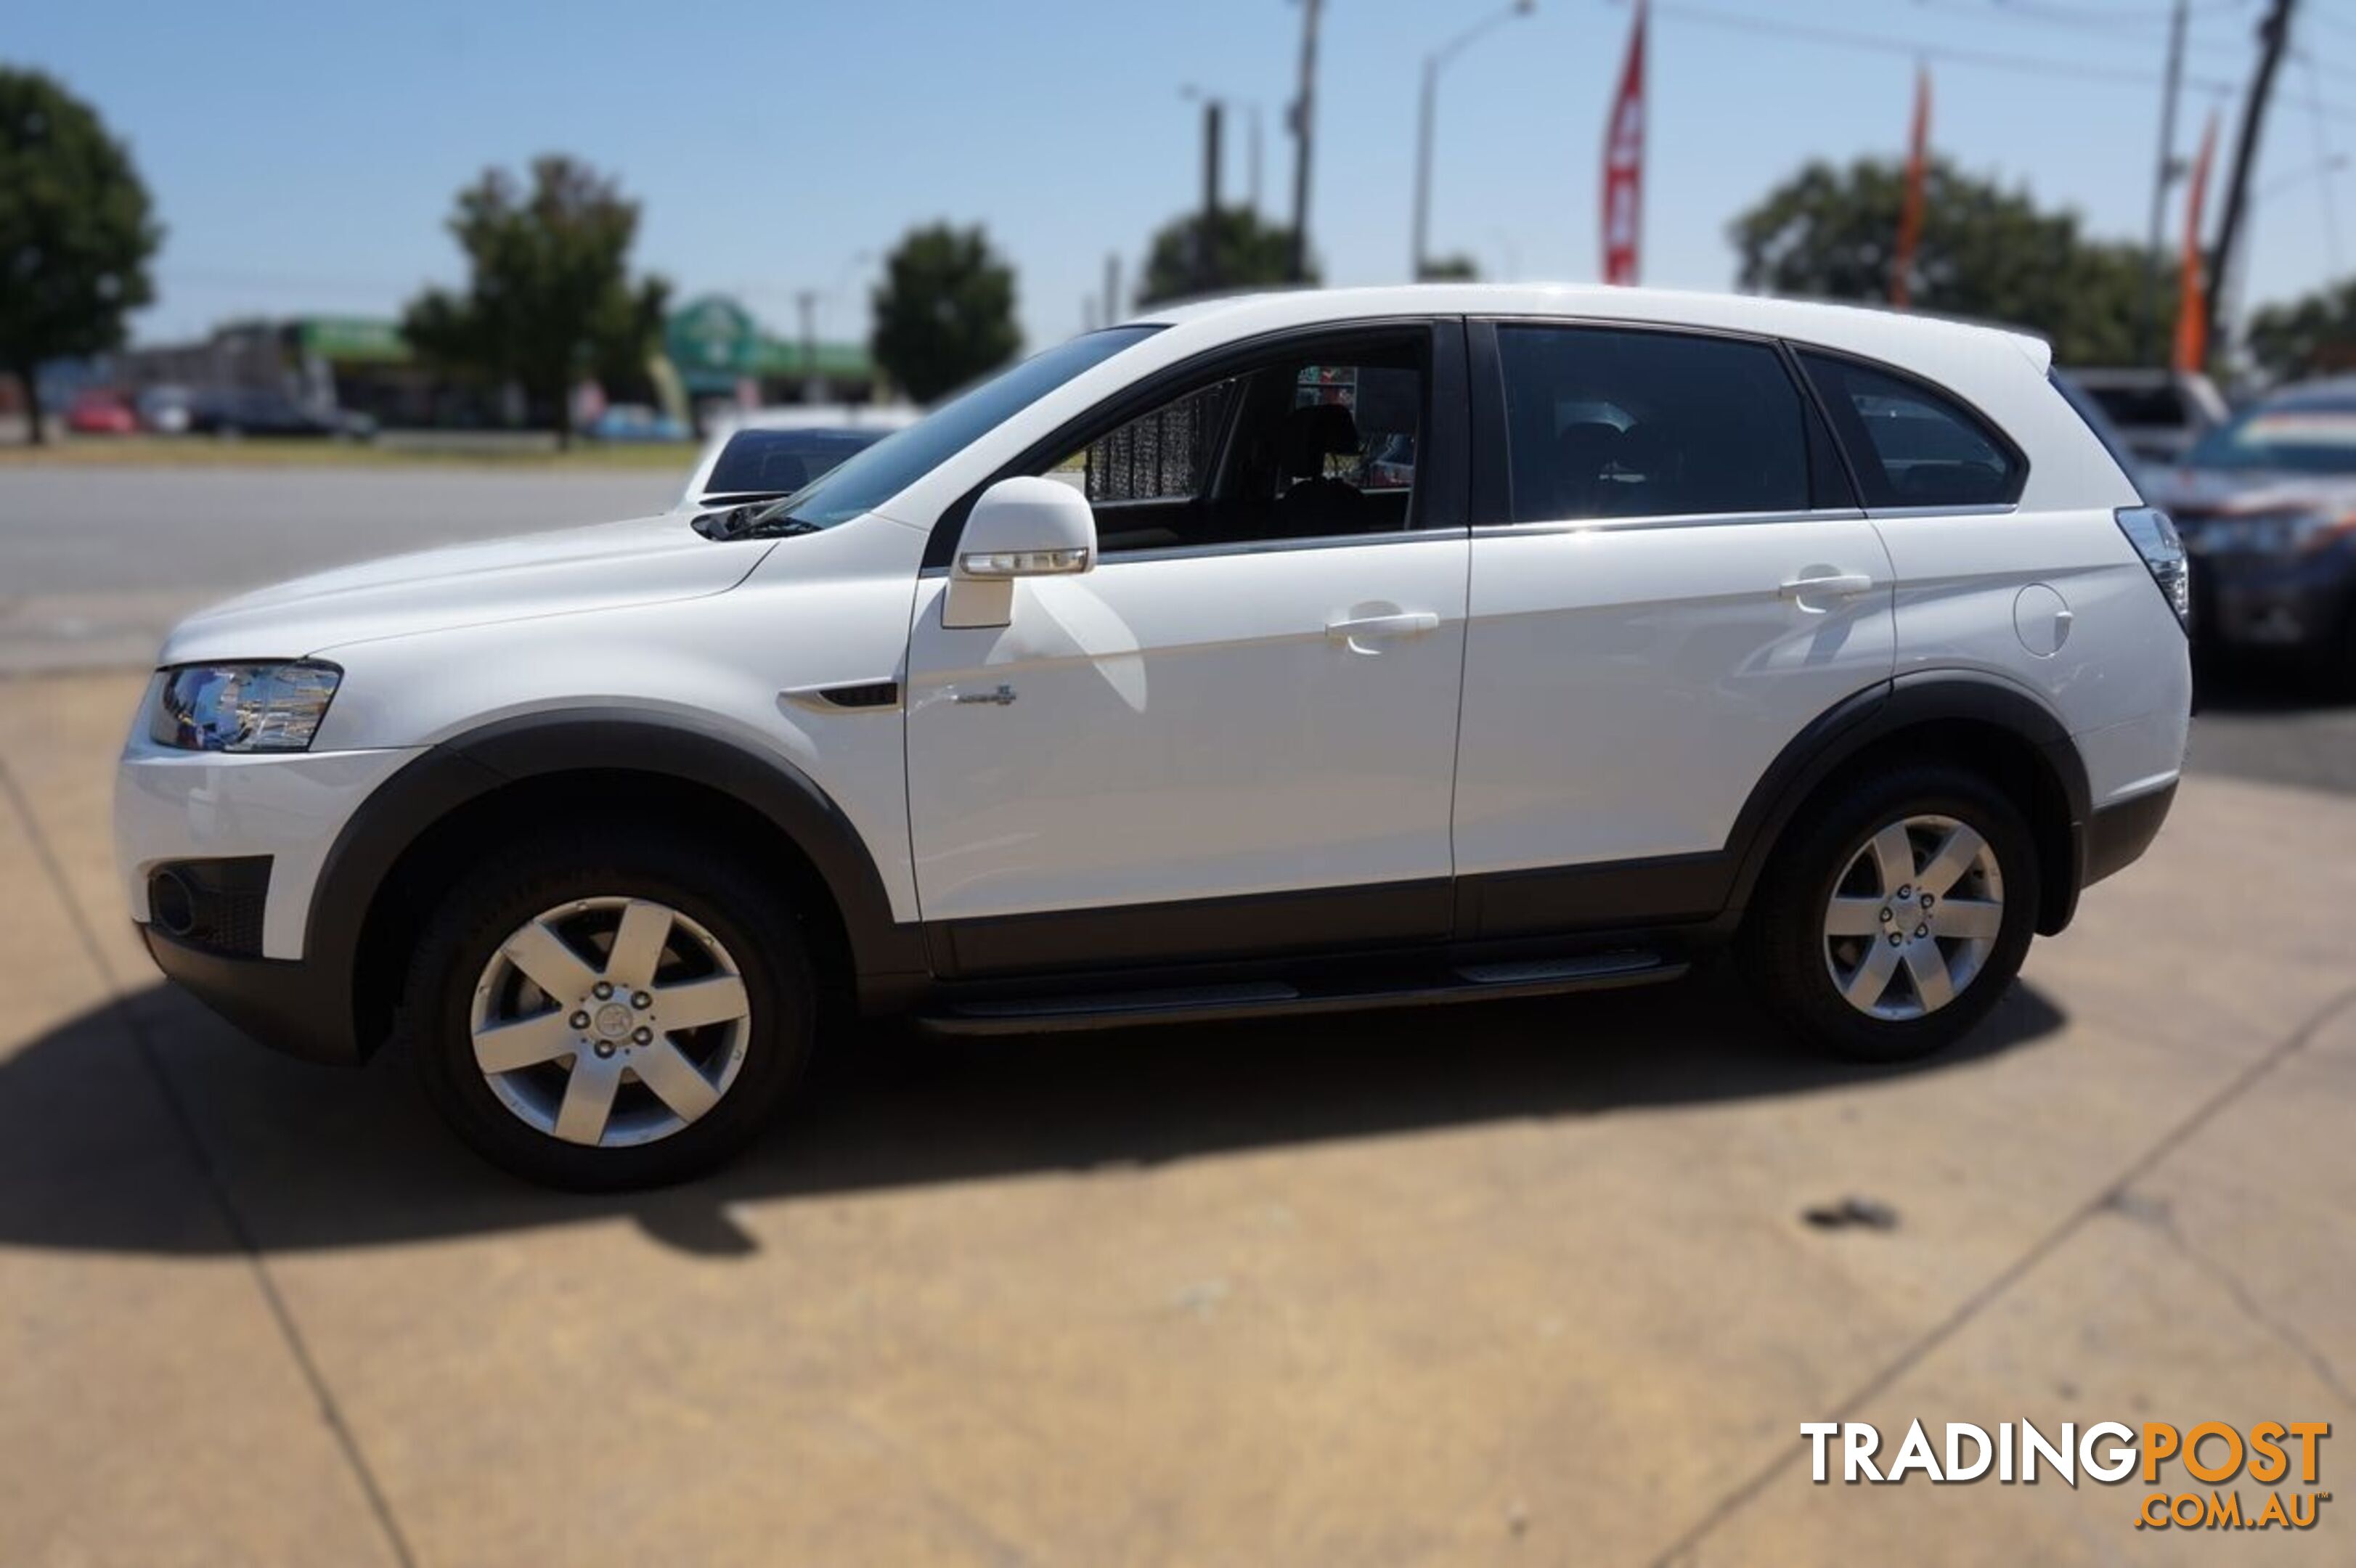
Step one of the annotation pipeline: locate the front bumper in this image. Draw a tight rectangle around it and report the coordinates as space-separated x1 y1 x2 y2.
2189 546 2355 653
138 923 362 1065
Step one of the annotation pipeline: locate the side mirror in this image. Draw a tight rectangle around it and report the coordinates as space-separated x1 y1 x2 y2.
942 476 1097 629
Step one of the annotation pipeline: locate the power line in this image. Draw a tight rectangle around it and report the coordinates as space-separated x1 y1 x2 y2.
1909 0 2250 35
1650 1 2243 94
1650 2 2356 128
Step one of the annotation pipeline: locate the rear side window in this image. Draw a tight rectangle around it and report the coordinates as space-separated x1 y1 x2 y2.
1494 326 1817 523
1800 352 2023 508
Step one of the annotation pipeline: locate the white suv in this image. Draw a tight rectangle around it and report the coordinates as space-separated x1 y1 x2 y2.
115 286 2192 1188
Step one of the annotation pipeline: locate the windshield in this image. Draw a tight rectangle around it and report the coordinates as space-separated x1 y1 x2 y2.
2183 401 2356 476
749 327 1160 532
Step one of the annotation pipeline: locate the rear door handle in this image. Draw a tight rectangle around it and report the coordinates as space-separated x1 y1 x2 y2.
1325 611 1440 641
1778 572 1876 600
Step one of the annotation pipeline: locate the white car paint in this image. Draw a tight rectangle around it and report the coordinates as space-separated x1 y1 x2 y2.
116 283 2188 971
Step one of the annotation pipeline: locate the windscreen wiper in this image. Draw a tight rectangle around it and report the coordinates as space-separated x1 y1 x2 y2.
693 505 821 542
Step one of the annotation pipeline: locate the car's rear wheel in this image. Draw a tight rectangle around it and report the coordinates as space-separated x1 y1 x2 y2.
1740 764 2039 1061
404 833 813 1189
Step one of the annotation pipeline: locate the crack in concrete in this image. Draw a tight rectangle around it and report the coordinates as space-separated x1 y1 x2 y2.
2134 1197 2356 1413
0 756 417 1568
1644 980 2356 1568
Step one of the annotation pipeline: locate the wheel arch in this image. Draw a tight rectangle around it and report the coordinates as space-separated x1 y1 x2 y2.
1727 674 2092 936
309 711 926 1061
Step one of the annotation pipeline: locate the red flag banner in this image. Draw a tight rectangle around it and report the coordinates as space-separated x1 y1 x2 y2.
1891 67 1931 308
1602 1 1646 285
2174 114 2217 373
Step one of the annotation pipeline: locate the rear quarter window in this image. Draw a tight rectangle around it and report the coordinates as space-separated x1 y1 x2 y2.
1799 351 2025 509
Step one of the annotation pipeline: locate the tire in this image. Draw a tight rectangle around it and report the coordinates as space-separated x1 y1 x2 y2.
403 831 815 1190
1739 764 2040 1063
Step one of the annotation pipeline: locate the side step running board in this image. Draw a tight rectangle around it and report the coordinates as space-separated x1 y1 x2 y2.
918 950 1686 1037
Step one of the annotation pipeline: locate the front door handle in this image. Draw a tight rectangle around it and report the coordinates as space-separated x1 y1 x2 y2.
1777 572 1876 600
1325 611 1440 641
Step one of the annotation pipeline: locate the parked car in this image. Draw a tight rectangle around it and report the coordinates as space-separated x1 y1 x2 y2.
118 285 2190 1188
2065 366 2228 465
136 385 193 435
65 389 139 436
587 404 688 444
189 390 371 439
680 420 909 516
2141 375 2356 682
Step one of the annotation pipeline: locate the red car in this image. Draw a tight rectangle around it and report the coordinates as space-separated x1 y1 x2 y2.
65 390 139 436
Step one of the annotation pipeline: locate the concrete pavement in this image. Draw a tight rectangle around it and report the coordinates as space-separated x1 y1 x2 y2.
4 668 2354 1565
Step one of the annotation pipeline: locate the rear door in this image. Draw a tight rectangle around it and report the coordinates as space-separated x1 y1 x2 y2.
1451 320 1897 934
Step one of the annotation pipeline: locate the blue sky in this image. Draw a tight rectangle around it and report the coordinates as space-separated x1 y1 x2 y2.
12 0 2352 353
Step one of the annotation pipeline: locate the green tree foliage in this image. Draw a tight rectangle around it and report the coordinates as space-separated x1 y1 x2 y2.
2246 279 2356 384
1138 207 1317 308
0 68 160 444
1417 253 1480 282
401 157 669 447
1730 158 2156 365
869 224 1021 404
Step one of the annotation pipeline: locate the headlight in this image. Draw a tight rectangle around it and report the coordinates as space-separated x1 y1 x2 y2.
150 661 342 752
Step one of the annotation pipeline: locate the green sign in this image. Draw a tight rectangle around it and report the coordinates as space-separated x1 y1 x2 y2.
667 295 759 377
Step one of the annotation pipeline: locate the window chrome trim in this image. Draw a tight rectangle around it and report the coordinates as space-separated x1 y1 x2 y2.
1470 507 1866 539
1863 502 2021 520
915 525 1460 576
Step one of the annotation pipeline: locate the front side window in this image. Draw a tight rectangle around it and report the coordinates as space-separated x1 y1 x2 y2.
1801 352 2022 507
1043 333 1429 555
1495 326 1812 523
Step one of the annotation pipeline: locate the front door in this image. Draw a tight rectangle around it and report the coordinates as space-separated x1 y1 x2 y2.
905 325 1470 973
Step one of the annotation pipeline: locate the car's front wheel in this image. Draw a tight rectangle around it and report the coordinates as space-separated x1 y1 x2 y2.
404 832 813 1189
1741 764 2039 1061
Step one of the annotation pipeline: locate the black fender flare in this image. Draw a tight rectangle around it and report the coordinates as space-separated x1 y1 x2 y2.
1721 671 2093 933
306 709 927 1057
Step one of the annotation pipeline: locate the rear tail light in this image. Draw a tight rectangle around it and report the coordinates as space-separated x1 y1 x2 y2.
2114 506 2190 633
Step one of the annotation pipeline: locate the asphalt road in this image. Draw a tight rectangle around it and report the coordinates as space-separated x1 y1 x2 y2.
2 464 2349 793
0 465 680 672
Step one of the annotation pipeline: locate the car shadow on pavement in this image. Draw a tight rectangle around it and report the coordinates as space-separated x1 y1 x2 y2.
0 965 2063 1258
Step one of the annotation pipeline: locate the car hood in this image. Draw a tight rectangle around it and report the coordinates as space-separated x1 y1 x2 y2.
156 513 775 665
2145 465 2356 518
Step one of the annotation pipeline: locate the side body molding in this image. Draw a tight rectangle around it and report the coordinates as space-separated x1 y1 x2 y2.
306 710 926 1058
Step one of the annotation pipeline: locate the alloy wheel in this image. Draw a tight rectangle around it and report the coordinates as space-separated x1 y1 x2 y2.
468 897 753 1148
1821 813 2005 1021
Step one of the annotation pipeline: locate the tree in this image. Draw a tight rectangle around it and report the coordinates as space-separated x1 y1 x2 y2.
869 224 1020 404
401 156 669 447
1417 253 1480 282
1137 207 1317 309
1729 158 2153 365
2246 279 2356 384
0 69 160 445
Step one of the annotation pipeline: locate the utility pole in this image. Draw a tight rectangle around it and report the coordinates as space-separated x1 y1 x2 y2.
1288 0 1323 283
1104 252 1122 327
2206 0 2296 357
1200 98 1225 293
2139 0 2188 364
794 288 824 405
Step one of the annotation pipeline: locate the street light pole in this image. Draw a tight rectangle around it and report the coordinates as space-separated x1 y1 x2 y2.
1288 0 1323 284
1411 0 1536 281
